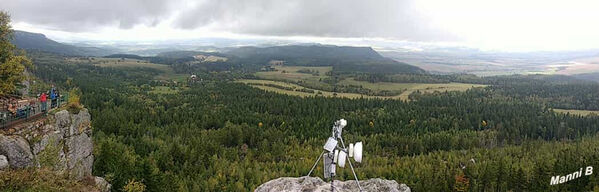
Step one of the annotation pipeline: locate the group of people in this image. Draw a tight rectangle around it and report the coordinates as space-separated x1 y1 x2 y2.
0 86 65 127
39 86 61 113
2 86 60 119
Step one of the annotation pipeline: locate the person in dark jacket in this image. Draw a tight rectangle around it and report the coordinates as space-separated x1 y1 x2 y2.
50 86 57 108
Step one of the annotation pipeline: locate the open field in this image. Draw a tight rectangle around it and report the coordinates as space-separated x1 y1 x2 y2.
340 78 415 91
396 82 487 100
255 65 333 89
250 65 486 100
239 79 486 101
553 109 599 116
237 79 367 98
335 78 485 100
256 66 332 79
237 79 384 99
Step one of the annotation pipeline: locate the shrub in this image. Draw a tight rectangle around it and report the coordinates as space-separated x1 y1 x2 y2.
122 179 146 192
67 88 83 114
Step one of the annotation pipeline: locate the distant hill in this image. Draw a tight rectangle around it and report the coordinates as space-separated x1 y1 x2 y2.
227 45 425 74
11 30 114 56
228 45 383 60
573 73 599 83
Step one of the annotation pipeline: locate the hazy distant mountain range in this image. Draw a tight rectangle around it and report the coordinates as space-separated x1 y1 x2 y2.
12 30 116 56
11 30 426 74
11 30 599 78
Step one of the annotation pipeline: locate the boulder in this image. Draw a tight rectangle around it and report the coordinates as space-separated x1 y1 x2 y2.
66 132 93 179
255 177 411 192
0 135 34 168
0 155 8 170
95 176 112 192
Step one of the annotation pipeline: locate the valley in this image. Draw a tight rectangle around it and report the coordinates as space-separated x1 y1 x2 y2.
382 49 599 77
3 1 599 191
3 21 599 191
9 44 599 192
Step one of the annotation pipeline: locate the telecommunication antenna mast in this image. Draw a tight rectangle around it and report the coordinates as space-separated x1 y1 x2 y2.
307 119 364 192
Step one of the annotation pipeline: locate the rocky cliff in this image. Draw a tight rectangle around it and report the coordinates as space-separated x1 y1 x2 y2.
0 109 110 191
255 177 411 192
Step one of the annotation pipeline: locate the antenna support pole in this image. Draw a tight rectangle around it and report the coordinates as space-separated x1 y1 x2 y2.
307 151 325 177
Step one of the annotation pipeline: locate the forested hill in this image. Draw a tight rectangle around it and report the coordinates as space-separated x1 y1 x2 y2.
11 31 424 74
227 45 426 74
12 30 113 56
228 45 383 60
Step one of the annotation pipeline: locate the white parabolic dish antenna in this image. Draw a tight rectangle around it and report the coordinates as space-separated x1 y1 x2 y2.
353 142 363 163
338 150 347 167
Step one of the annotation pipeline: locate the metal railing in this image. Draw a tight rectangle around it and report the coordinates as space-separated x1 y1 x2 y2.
0 93 68 129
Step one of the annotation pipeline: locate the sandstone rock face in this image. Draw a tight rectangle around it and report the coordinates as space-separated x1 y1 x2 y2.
0 109 97 181
255 177 411 192
32 131 67 171
0 155 9 170
66 132 93 179
54 109 94 179
0 135 34 168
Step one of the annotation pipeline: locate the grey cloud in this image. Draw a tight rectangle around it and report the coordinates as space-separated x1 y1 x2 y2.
2 0 179 31
173 0 457 41
2 0 457 41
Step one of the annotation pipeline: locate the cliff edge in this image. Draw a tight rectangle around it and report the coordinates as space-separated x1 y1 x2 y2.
0 108 110 191
255 176 410 192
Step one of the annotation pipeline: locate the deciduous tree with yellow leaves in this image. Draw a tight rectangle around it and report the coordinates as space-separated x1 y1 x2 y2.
0 11 32 95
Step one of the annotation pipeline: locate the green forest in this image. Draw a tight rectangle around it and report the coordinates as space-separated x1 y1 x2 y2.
23 50 599 192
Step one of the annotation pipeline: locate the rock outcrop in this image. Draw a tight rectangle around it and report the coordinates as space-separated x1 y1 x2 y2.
255 177 411 192
0 134 35 168
95 176 112 192
57 109 94 179
0 108 103 183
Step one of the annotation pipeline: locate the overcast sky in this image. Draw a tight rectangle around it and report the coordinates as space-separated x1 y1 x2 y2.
3 0 599 51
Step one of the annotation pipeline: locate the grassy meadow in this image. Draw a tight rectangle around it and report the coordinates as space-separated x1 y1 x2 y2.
553 109 599 116
247 65 486 100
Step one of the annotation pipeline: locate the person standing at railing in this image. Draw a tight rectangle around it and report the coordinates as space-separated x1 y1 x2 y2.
40 92 47 113
56 90 61 106
50 86 57 108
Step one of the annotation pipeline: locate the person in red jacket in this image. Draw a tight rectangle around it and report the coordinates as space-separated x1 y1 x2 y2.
40 92 47 113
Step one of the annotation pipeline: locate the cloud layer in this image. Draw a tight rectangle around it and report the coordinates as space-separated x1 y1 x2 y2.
2 0 455 41
3 0 177 30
